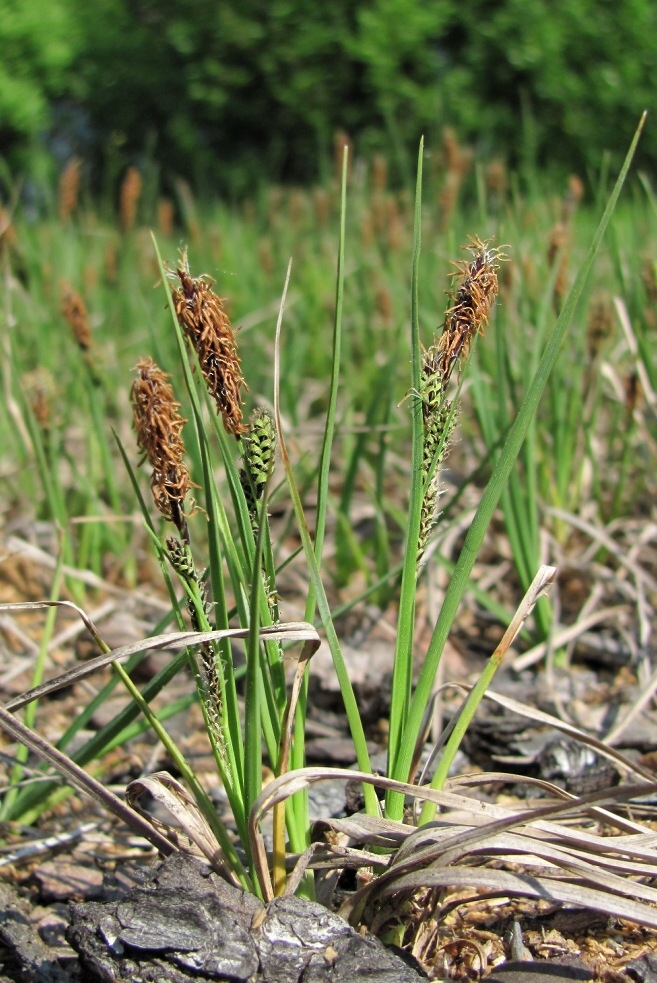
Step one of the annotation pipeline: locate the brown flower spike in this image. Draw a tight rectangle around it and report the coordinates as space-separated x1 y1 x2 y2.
61 282 92 351
416 237 505 564
171 256 247 437
130 357 192 527
437 236 504 383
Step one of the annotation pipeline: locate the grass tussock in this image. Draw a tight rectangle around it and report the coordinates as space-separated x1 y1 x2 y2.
1 120 657 967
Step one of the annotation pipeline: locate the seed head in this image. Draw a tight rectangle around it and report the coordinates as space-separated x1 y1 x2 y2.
171 255 247 437
130 357 191 526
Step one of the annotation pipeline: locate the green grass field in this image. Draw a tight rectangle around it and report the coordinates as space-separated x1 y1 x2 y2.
3 152 655 592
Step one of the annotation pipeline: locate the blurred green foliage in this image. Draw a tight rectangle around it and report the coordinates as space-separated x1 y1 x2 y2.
1 0 655 190
0 0 78 141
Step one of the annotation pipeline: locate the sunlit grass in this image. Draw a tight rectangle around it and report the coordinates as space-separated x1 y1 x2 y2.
2 122 657 941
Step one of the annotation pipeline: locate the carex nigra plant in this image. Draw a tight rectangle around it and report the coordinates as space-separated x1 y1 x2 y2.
125 247 323 897
0 121 646 914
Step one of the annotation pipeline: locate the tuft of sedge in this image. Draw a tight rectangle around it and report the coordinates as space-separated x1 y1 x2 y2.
171 254 248 437
119 166 142 233
437 236 505 383
60 281 92 351
58 158 81 223
130 357 192 527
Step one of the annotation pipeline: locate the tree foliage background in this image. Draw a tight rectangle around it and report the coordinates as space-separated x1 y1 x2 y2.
1 0 655 192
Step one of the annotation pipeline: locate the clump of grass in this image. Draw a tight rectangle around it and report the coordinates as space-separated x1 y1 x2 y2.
2 119 656 957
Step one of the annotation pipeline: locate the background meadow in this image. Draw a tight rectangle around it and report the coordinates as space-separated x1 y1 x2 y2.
3 143 656 609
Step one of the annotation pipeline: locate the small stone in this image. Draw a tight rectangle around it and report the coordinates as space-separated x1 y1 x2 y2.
35 861 104 902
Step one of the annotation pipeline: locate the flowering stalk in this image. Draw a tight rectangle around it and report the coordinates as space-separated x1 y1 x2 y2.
131 357 229 760
61 282 92 352
239 408 277 527
239 408 280 623
166 535 225 755
437 236 502 384
417 237 504 563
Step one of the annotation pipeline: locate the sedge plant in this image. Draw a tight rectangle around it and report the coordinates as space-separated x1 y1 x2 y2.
0 117 648 913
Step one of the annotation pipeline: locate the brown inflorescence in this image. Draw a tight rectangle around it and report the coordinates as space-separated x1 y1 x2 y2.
547 223 569 310
120 166 142 233
130 357 192 526
171 258 248 437
157 198 174 237
437 237 504 383
0 207 18 249
58 158 81 222
23 367 56 431
415 237 505 564
586 293 614 360
60 282 92 351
